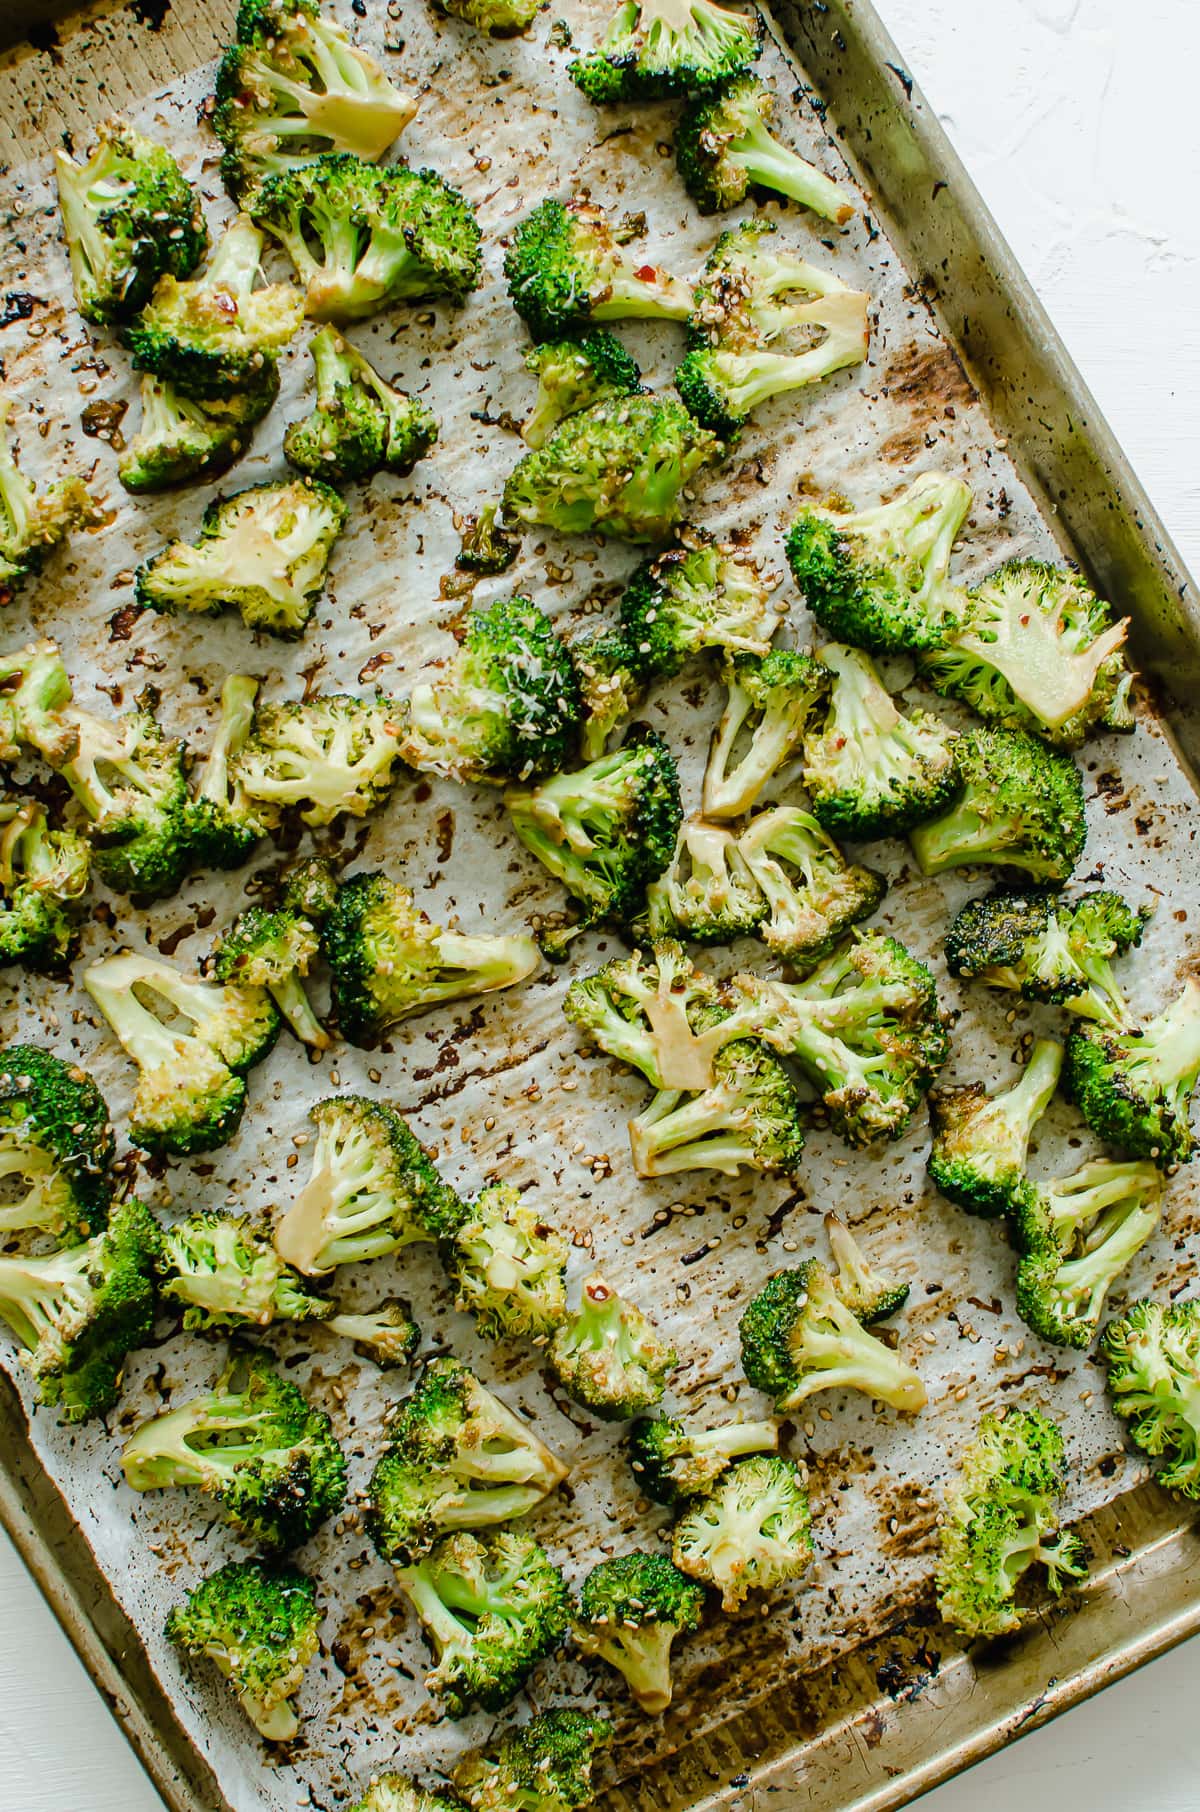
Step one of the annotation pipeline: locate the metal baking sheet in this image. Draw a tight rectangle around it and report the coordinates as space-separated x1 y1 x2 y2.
1 2 1199 1810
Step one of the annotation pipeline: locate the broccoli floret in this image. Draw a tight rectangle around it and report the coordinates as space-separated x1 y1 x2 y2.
123 213 304 399
944 889 1148 1027
446 1183 568 1341
1066 980 1200 1167
396 1530 570 1715
935 1408 1087 1639
1012 1158 1162 1349
572 629 644 761
0 1196 159 1421
456 504 521 575
676 75 855 218
629 1037 805 1178
185 675 272 870
739 1262 926 1412
117 372 279 494
349 1776 466 1812
574 1552 704 1713
0 801 90 971
366 1358 568 1564
166 1558 320 1742
0 403 100 604
505 199 693 342
210 905 330 1050
53 694 192 900
522 331 642 450
0 1046 114 1244
702 649 830 819
53 117 207 324
735 805 886 965
801 643 961 839
83 949 279 1156
549 1273 676 1419
564 939 734 1090
643 819 767 945
570 0 763 101
507 730 682 933
619 530 783 681
284 326 437 481
213 0 418 202
0 639 75 764
824 1214 911 1324
909 728 1086 886
436 0 541 30
122 1349 347 1548
251 152 483 321
324 1297 419 1367
455 1712 611 1812
1101 1297 1200 1497
927 1038 1064 1219
280 854 340 923
136 477 346 638
158 1209 328 1330
627 1412 778 1507
785 472 973 653
233 691 404 826
671 1453 811 1610
922 559 1135 747
274 1093 464 1276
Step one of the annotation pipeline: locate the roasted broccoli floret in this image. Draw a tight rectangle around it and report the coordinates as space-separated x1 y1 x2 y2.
0 1046 114 1244
629 1036 805 1178
185 675 272 870
436 0 540 30
505 199 693 341
572 629 644 762
457 504 520 575
211 905 329 1050
922 559 1136 747
739 1262 926 1412
928 1038 1064 1219
627 1412 778 1507
0 639 75 764
1012 1158 1162 1349
274 1093 464 1276
117 372 279 494
0 403 100 604
735 805 886 965
1101 1297 1200 1498
574 1552 703 1713
445 1183 568 1341
324 1298 419 1367
49 694 191 900
54 117 207 324
785 472 973 654
676 74 855 218
396 1530 570 1715
643 819 766 945
166 1558 320 1741
935 1408 1087 1639
83 949 279 1156
823 1213 911 1324
619 531 782 681
250 152 482 321
564 938 734 1090
570 0 763 102
366 1358 568 1564
1066 980 1200 1168
213 0 418 202
122 1349 347 1548
944 889 1148 1026
909 728 1086 886
123 212 304 399
702 649 830 820
671 1453 811 1610
549 1273 676 1419
158 1209 327 1329
0 802 90 971
284 326 437 481
349 1776 466 1812
280 853 339 923
233 691 404 826
454 1710 611 1812
522 331 642 450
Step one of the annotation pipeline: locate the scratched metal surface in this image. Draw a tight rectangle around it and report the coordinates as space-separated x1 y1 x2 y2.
1 2 1198 1808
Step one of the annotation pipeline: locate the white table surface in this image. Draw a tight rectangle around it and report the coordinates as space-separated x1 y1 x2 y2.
3 1 1200 1807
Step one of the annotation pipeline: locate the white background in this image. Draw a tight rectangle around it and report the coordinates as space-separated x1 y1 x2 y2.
3 0 1200 1807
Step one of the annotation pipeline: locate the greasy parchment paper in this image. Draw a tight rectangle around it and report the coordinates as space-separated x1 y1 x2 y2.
1 3 1199 1807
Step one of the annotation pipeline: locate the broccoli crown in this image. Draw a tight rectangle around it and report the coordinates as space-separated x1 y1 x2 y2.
324 1298 420 1368
211 903 329 1051
570 0 764 102
738 1261 926 1413
563 938 733 1091
1101 1297 1200 1497
400 595 582 784
785 472 973 654
0 413 99 605
165 1557 320 1742
504 199 694 341
185 674 273 872
233 691 404 827
0 638 75 763
437 0 541 29
502 391 721 544
1066 978 1200 1168
824 1213 911 1325
574 1551 704 1714
366 1357 568 1565
671 1453 812 1611
735 805 887 967
136 477 347 639
122 1349 347 1549
643 819 767 946
397 1529 571 1715
921 558 1135 748
447 1183 569 1341
522 330 643 450
571 629 645 762
0 1196 160 1421
284 326 438 481
274 1092 465 1275
0 1044 115 1244
506 730 683 929
453 1709 612 1812
1012 1158 1162 1349
56 697 193 900
280 854 340 923
53 118 207 324
675 74 855 220
629 1036 805 1179
619 530 782 681
0 801 91 972
909 727 1087 886
158 1209 327 1331
549 1273 677 1420
250 151 482 321
935 1407 1087 1639
944 888 1147 1026
117 372 278 494
349 1776 466 1812
927 1037 1064 1219
213 0 418 202
702 648 830 820
456 504 521 575
627 1412 779 1507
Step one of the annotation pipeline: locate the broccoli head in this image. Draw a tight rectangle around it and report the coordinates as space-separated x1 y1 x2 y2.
619 530 783 681
643 819 767 946
1012 1158 1162 1349
549 1273 676 1420
280 853 340 923
284 326 438 481
456 504 521 576
739 1261 926 1412
570 0 763 102
51 693 191 900
166 1558 320 1741
627 1412 778 1507
185 675 272 870
927 1038 1064 1218
0 403 100 605
117 372 279 494
504 199 693 341
735 805 886 966
676 75 855 219
454 1711 611 1812
572 629 645 761
671 1453 812 1610
1066 979 1200 1167
909 728 1086 886
232 690 404 826
210 904 329 1050
0 1045 115 1245
944 889 1148 1027
702 648 830 820
574 1552 704 1713
158 1209 328 1330
522 331 643 450
823 1213 911 1324
349 1777 466 1812
629 1036 805 1178
0 801 90 972
446 1183 568 1341
1101 1297 1200 1498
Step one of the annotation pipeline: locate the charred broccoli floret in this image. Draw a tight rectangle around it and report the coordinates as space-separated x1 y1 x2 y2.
504 199 693 341
564 938 734 1090
522 331 643 449
629 1036 804 1178
456 504 521 576
158 1209 328 1330
284 326 437 481
0 1046 114 1245
627 1412 778 1507
50 693 191 900
619 530 782 681
0 404 100 605
1012 1158 1162 1349
445 1183 568 1341
117 373 279 494
734 805 886 965
570 0 763 102
676 75 855 218
453 1710 611 1812
166 1558 320 1741
909 728 1086 886
739 1261 926 1412
349 1777 466 1812
233 690 404 826
185 675 272 870
0 802 90 971
671 1453 812 1610
572 629 644 761
549 1273 676 1419
280 853 339 923
324 1298 419 1368
574 1552 703 1713
1101 1297 1200 1498
210 905 329 1050
0 639 75 764
643 819 767 945
928 1038 1064 1218
823 1213 911 1324
944 889 1148 1026
702 649 829 820
1066 980 1200 1167
436 0 541 30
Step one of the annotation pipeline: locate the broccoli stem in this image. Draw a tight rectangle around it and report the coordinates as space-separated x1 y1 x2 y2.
593 267 693 322
727 117 854 222
1043 1160 1159 1246
688 1420 779 1464
240 1688 298 1743
204 214 265 297
590 1623 677 1715
629 1081 761 1177
1053 1199 1161 1324
267 970 329 1050
0 1146 61 1232
395 1564 471 1656
709 341 864 415
0 1247 92 1350
783 1316 926 1411
84 958 195 1073
120 1396 253 1489
1002 1036 1065 1134
1135 984 1200 1107
909 799 1024 874
195 675 259 808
